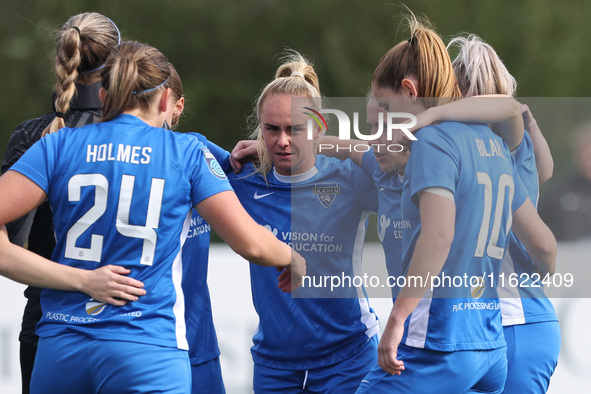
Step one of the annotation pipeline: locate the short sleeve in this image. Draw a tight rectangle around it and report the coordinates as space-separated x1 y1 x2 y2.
185 132 232 173
204 141 231 173
407 126 459 204
186 143 233 207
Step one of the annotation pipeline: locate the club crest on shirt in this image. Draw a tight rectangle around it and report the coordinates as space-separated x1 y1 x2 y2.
313 183 340 208
201 148 227 180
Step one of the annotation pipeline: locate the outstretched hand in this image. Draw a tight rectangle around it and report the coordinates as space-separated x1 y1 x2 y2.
82 265 146 306
277 250 306 293
230 140 259 173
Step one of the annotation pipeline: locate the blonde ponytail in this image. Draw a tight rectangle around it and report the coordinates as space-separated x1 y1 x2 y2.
448 34 517 97
42 12 120 136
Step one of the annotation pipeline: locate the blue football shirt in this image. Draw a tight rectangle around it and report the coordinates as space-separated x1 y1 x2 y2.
10 114 232 350
229 155 379 370
181 133 231 364
400 121 528 351
499 131 558 325
361 150 407 290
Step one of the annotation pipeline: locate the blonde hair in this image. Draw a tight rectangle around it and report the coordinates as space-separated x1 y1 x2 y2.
249 50 322 179
43 12 121 136
448 34 517 97
372 13 461 108
100 41 171 122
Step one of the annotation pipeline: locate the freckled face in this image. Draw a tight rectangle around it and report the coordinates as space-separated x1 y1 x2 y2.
260 94 320 176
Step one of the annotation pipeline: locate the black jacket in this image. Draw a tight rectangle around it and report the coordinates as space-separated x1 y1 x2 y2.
1 81 103 347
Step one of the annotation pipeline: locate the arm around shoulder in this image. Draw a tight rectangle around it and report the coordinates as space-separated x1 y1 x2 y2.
419 96 524 151
318 135 366 165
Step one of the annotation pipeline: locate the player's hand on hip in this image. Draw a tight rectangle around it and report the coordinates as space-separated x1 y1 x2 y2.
83 265 146 306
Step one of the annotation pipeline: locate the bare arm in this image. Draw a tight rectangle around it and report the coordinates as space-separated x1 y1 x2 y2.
0 227 145 304
415 96 524 151
511 198 557 275
196 190 305 291
0 171 145 305
521 104 554 184
379 191 455 375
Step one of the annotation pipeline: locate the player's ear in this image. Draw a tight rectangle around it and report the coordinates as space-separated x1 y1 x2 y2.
401 78 419 102
174 96 185 118
158 88 171 113
99 88 106 104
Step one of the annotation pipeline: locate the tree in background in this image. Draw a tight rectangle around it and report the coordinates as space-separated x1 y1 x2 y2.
1 0 590 178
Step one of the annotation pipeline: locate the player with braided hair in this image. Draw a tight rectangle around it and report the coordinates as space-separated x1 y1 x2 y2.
1 12 121 393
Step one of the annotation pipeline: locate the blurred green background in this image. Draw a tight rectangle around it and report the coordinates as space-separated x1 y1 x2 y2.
1 0 589 180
